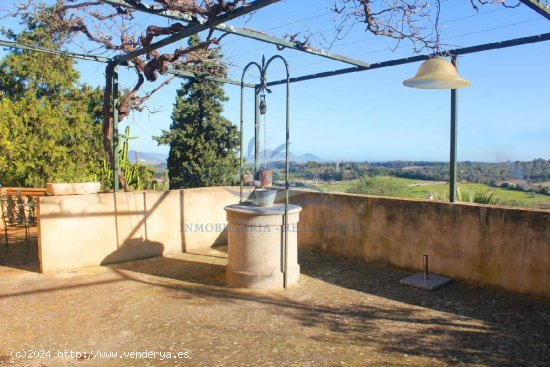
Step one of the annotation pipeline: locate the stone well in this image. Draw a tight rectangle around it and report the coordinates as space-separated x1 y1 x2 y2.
224 203 301 289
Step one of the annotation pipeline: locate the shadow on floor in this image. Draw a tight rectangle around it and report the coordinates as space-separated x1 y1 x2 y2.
2 245 547 366
185 244 228 259
101 238 165 266
297 249 550 366
298 249 550 314
111 249 550 366
108 256 227 287
0 227 39 272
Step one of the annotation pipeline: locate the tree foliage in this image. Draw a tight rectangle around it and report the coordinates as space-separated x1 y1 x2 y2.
284 159 550 186
154 37 238 189
8 0 244 173
0 27 155 190
0 28 106 187
348 175 407 197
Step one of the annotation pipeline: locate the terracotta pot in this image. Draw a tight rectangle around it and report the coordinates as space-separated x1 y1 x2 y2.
46 182 101 196
259 169 273 188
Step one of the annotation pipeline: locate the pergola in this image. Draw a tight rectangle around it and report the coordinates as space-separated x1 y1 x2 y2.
1 0 549 201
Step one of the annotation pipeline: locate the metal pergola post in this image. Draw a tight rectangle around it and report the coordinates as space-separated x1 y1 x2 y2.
112 65 120 192
449 55 458 203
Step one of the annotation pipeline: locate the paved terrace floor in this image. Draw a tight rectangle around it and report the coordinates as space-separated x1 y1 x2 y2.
0 237 549 367
0 227 39 272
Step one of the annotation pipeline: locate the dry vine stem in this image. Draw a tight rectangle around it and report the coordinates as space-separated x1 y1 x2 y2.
10 0 238 189
7 0 520 189
330 0 520 52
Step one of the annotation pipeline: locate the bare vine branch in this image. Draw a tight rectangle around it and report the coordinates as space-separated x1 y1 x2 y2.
7 0 246 190
5 0 524 189
330 0 521 53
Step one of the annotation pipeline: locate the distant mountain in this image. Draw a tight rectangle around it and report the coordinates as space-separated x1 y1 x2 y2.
128 150 167 165
247 149 324 163
127 149 323 168
298 153 324 162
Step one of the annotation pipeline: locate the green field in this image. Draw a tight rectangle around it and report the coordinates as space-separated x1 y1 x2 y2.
305 178 550 209
404 181 550 202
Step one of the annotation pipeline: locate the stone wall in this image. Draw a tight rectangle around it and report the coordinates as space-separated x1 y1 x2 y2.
289 190 550 298
182 186 252 252
38 191 183 272
37 187 250 272
36 187 550 298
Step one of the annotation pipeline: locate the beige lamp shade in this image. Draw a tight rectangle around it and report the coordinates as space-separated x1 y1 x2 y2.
403 57 470 89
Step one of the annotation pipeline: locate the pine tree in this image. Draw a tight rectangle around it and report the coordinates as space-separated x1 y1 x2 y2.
155 36 239 189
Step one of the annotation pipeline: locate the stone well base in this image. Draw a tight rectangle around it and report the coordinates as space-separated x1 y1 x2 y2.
225 203 301 289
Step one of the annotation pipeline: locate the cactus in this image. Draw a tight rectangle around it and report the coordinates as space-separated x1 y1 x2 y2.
99 126 155 190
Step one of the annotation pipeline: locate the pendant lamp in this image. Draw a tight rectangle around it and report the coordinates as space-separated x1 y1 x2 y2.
403 57 470 89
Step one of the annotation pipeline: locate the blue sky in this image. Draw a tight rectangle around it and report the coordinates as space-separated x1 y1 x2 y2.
1 0 549 162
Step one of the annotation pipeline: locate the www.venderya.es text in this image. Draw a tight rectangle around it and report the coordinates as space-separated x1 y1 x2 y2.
10 349 190 361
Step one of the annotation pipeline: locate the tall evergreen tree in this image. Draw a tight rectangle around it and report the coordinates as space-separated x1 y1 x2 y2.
155 36 239 189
